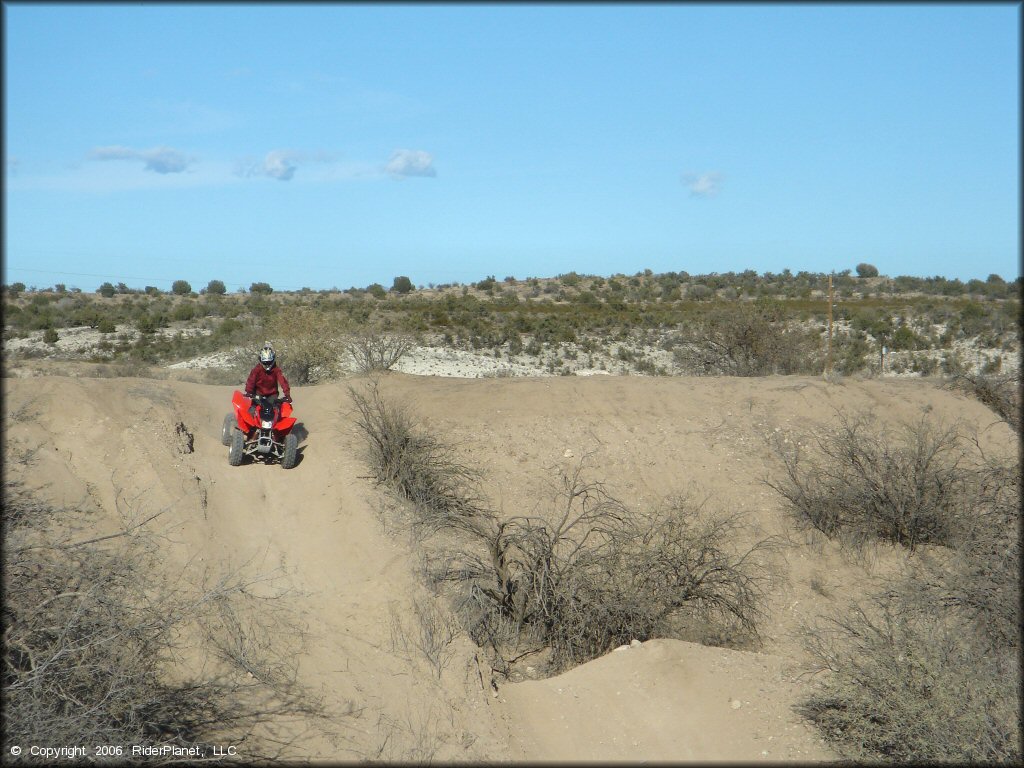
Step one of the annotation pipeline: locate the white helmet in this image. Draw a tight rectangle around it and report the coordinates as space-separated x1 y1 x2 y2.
259 343 275 367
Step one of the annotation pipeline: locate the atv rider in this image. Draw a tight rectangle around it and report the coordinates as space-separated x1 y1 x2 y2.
244 344 291 420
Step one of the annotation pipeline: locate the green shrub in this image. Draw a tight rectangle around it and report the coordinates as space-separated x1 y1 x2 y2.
673 299 820 375
42 328 58 344
249 281 273 295
856 262 879 278
97 282 116 298
205 279 227 295
172 302 196 321
889 324 927 351
391 275 414 294
171 279 192 295
136 314 158 334
265 306 346 384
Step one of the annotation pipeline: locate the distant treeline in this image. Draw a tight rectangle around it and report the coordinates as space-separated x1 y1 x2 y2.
3 265 1020 301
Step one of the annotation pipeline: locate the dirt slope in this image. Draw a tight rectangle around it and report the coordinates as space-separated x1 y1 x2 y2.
4 371 1014 762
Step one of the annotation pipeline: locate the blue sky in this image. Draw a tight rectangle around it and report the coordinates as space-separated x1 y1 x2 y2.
3 3 1020 292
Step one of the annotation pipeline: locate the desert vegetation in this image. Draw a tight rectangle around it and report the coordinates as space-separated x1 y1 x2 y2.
346 363 1019 760
3 267 1019 383
349 379 778 676
769 409 1020 762
2 264 1019 762
1 476 324 762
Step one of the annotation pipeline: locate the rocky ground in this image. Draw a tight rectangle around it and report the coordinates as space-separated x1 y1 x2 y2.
4 321 1015 381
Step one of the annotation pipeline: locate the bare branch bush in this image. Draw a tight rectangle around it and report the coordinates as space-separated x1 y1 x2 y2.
350 387 776 676
671 299 821 376
904 449 1021 650
389 599 462 681
781 413 1021 762
435 466 776 673
348 379 489 538
344 331 414 373
264 306 348 384
947 370 1021 434
797 580 1020 763
767 411 976 551
2 482 324 762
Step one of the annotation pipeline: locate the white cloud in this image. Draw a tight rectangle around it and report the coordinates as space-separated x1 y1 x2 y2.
89 145 193 174
386 149 436 179
233 150 345 181
263 150 297 181
141 147 191 174
682 170 724 198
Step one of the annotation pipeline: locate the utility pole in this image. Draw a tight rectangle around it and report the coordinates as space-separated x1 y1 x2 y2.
826 273 833 377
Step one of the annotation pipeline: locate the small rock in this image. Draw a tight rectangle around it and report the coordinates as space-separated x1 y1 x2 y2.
730 699 742 710
563 449 574 458
630 639 642 648
613 645 629 652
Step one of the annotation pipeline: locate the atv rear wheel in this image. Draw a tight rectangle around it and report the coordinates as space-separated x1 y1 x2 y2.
281 433 298 469
228 428 245 466
221 413 237 446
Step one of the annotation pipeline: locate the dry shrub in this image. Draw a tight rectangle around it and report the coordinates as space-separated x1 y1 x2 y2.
783 413 1021 762
908 453 1021 649
265 306 347 384
768 411 975 551
350 387 776 676
672 299 821 375
799 582 1019 763
434 465 774 673
348 378 485 537
947 370 1021 434
388 600 461 681
2 481 321 761
344 331 413 373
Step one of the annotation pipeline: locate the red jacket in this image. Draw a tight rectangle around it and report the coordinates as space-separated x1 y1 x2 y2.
245 364 291 399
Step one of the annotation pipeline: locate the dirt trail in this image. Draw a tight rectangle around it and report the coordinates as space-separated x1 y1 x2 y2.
5 376 508 761
5 371 1014 762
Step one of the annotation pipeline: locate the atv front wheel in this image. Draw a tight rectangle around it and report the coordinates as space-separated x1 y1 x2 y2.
281 433 298 469
221 413 237 446
228 429 245 466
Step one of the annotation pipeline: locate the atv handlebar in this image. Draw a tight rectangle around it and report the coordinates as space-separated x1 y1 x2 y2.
248 393 291 404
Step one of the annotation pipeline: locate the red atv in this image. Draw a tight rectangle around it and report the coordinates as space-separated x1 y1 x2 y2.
221 391 299 469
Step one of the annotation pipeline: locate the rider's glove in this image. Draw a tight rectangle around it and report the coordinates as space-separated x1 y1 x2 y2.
282 395 292 403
